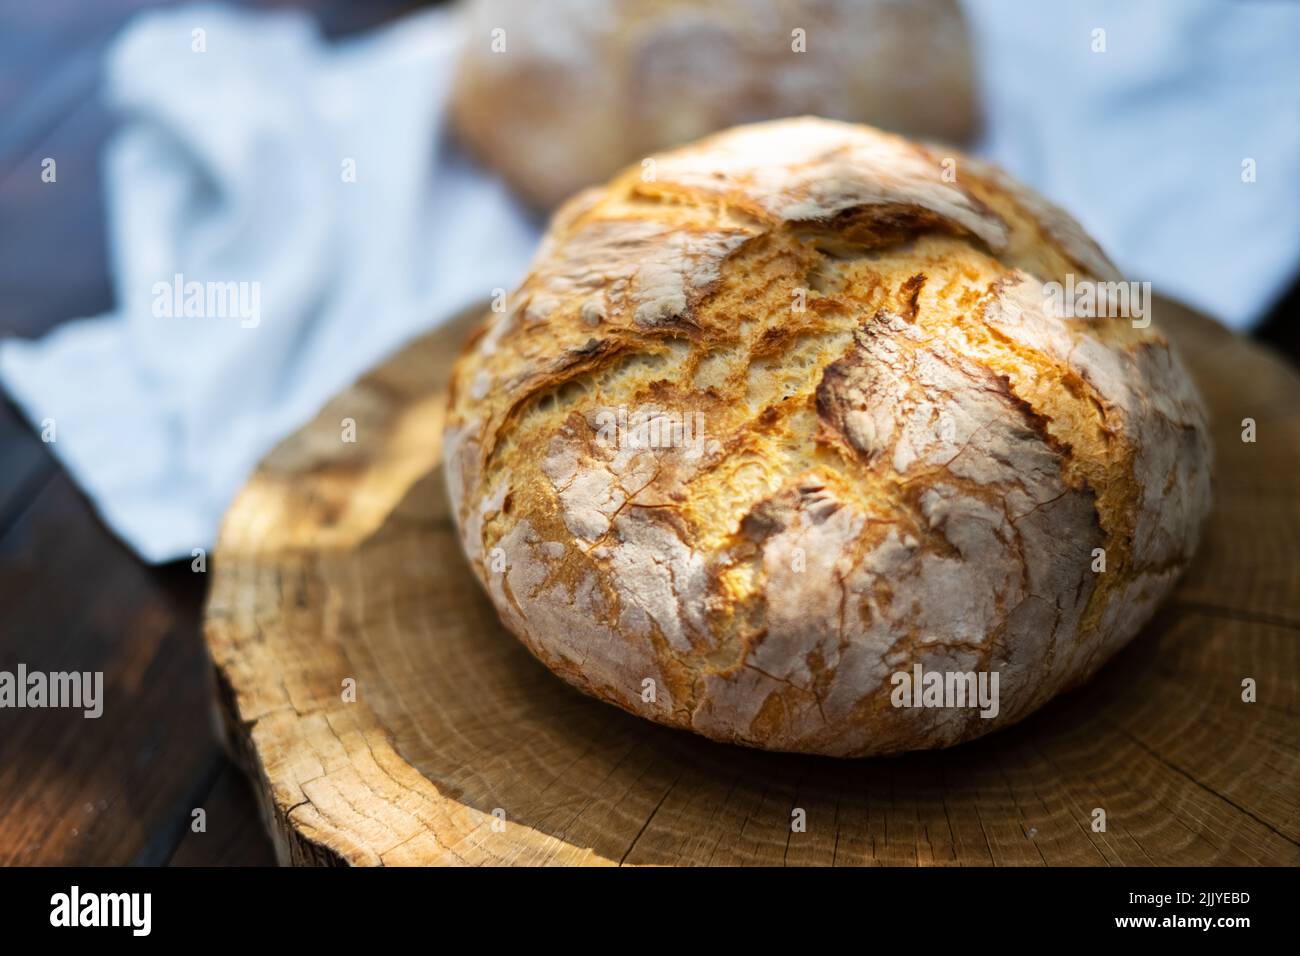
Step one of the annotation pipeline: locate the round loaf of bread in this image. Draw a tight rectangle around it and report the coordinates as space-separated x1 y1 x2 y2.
450 0 977 209
444 118 1212 757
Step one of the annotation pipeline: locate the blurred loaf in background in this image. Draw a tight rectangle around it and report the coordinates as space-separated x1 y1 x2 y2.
450 0 977 209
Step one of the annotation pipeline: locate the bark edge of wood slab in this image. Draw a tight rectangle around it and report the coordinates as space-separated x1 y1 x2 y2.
203 300 1300 866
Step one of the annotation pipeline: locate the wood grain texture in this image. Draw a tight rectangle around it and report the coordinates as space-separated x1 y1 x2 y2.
0 0 434 866
203 298 1300 866
0 471 219 865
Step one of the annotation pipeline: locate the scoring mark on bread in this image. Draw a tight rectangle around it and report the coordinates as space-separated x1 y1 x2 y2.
443 117 1212 756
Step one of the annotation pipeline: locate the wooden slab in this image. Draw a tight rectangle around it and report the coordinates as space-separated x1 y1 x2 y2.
203 299 1300 866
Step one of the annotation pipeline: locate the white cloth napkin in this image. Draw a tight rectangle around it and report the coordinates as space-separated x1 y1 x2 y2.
962 0 1300 329
4 1 1298 565
0 3 540 563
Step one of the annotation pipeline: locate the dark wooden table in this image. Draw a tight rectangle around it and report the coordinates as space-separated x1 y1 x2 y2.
0 0 426 867
2 0 1297 866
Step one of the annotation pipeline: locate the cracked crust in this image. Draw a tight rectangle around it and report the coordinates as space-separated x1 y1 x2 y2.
450 0 978 209
443 118 1212 757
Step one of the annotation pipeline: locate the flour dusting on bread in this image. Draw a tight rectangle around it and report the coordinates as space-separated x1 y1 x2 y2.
444 118 1212 756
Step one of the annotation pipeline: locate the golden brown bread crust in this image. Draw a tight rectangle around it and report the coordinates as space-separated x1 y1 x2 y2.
450 0 978 209
444 118 1212 757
